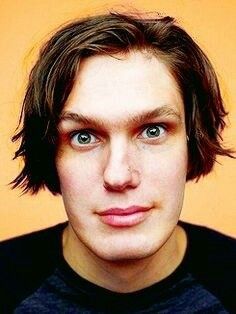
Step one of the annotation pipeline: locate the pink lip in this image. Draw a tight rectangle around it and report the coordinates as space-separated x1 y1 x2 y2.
98 206 150 216
97 206 151 227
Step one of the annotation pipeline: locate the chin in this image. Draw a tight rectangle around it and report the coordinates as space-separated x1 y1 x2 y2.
89 237 165 263
99 250 157 263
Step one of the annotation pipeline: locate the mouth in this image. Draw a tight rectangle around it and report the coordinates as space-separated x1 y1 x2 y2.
97 206 152 227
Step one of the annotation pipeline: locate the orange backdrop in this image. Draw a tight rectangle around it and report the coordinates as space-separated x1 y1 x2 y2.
0 0 235 240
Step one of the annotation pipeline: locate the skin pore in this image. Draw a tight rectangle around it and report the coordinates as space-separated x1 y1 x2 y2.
56 51 188 293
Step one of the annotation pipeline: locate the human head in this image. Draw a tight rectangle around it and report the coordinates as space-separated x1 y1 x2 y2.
55 50 188 261
11 11 233 194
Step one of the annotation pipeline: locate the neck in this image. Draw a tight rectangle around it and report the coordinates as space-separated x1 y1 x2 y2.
62 224 187 293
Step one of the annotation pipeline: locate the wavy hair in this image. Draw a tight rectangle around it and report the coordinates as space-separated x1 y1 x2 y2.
11 12 234 194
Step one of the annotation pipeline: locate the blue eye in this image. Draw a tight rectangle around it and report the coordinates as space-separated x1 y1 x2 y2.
141 125 165 139
71 131 97 146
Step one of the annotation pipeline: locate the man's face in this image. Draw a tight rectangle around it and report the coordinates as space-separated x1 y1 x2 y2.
56 51 188 261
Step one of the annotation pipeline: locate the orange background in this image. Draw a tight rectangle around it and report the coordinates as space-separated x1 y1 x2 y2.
0 0 235 240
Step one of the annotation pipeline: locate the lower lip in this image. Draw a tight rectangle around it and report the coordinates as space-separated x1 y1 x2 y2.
99 211 150 227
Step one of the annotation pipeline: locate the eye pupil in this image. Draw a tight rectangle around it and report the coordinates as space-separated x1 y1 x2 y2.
78 133 91 144
147 126 160 137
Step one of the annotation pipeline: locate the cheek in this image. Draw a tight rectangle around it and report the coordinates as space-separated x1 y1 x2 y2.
142 144 188 198
56 152 101 200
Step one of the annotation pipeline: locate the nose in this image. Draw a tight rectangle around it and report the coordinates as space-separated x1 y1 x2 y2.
103 138 140 192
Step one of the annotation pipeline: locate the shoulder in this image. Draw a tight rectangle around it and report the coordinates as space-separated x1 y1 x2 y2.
0 222 67 271
180 221 236 265
0 222 67 313
0 221 67 254
180 221 236 312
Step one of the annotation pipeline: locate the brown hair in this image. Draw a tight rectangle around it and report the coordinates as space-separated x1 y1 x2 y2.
11 12 234 194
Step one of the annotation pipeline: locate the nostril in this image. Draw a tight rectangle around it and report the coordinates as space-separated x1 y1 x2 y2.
103 167 140 192
103 164 132 190
103 181 126 192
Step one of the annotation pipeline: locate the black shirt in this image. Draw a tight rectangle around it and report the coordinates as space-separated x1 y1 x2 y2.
15 255 228 313
0 221 235 313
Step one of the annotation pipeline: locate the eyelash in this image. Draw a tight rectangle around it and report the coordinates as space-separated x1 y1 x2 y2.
69 123 168 147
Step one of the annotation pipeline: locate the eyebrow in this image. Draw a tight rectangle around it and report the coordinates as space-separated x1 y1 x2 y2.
58 105 182 129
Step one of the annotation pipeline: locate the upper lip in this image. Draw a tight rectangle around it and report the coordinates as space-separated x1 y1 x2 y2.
98 206 151 216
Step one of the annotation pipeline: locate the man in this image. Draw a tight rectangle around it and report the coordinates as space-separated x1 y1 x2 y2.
0 12 235 313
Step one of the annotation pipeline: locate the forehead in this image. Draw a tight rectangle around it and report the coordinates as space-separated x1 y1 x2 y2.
62 51 184 126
